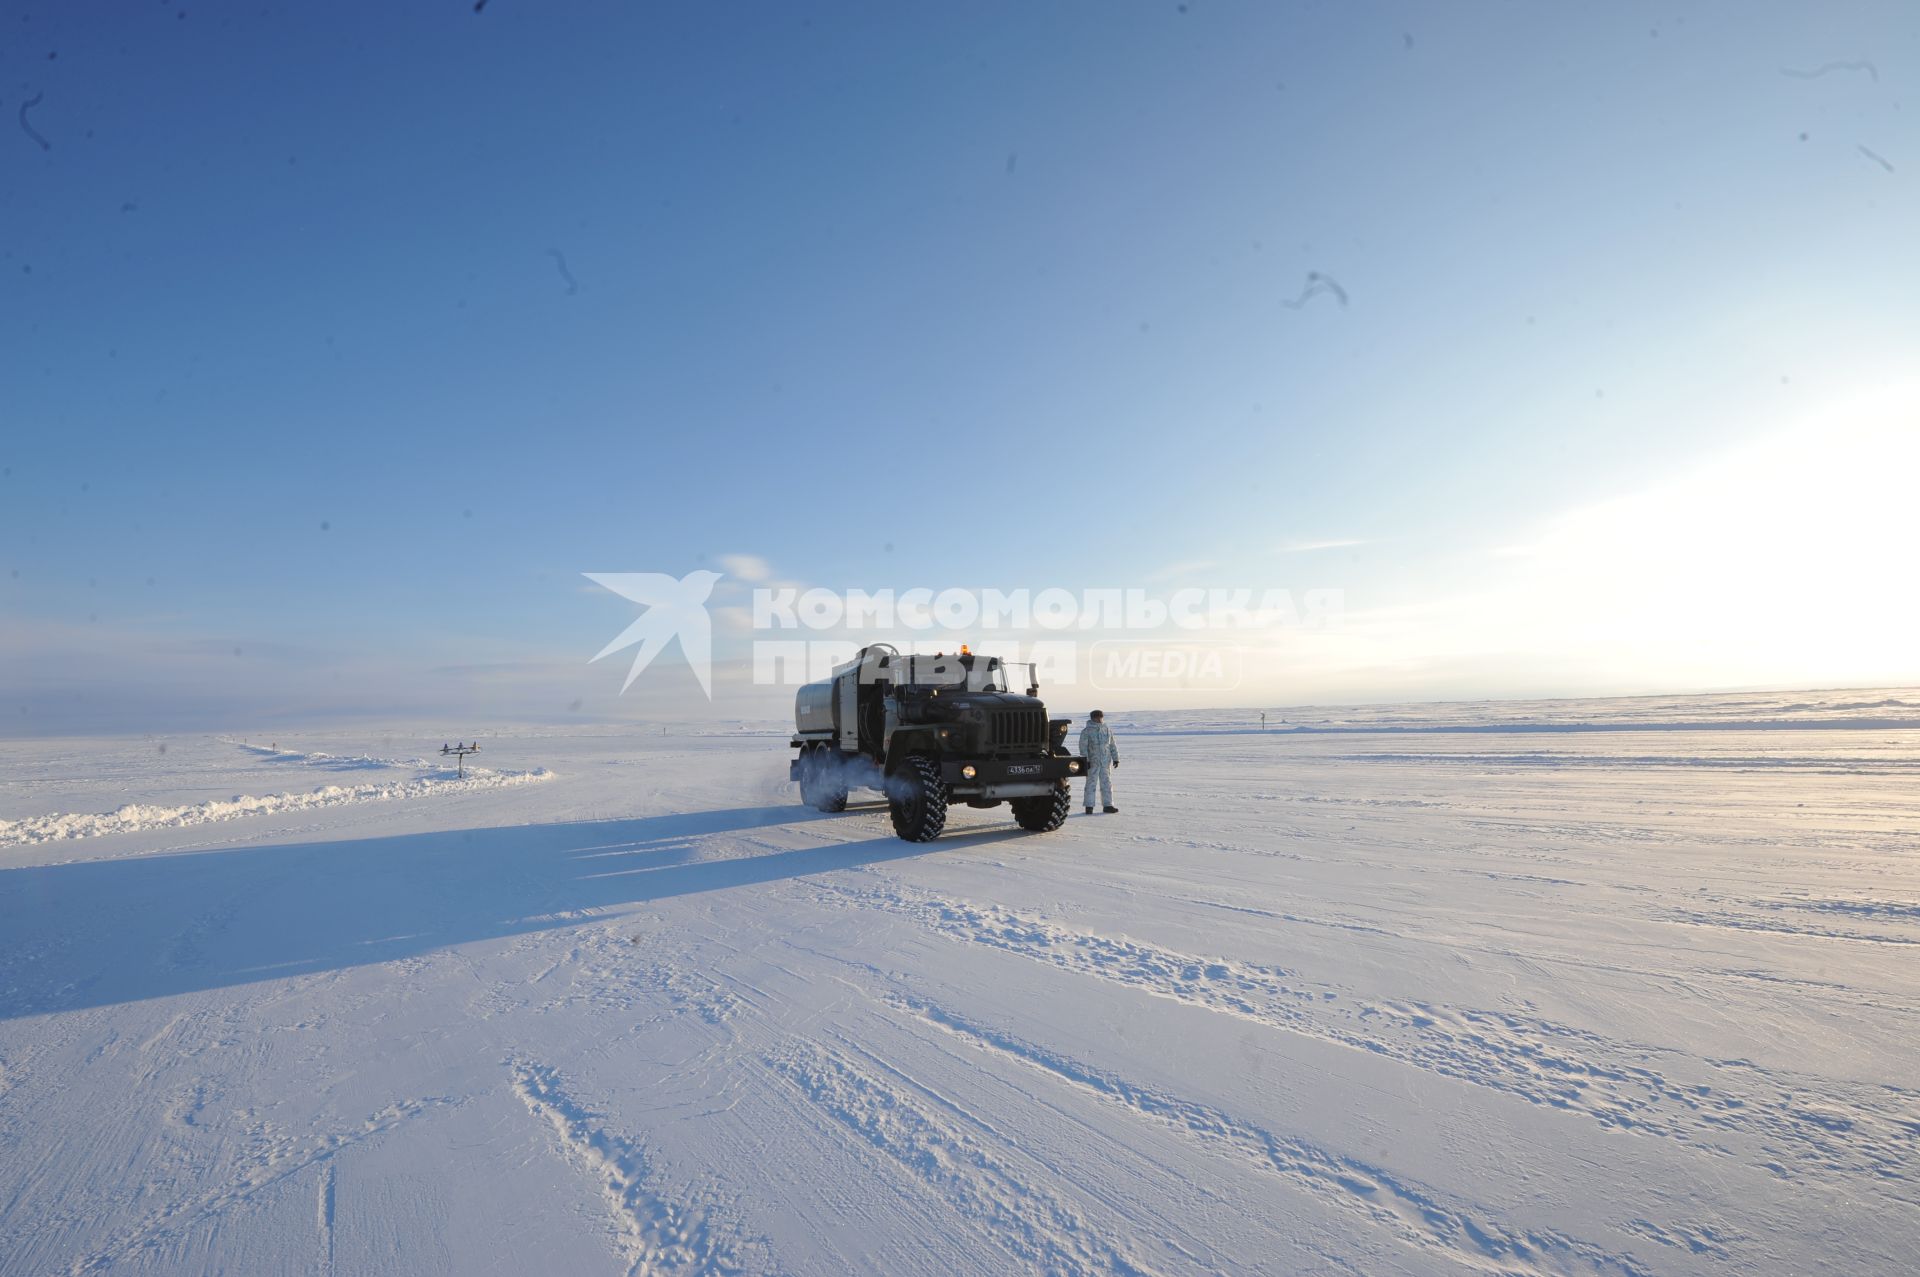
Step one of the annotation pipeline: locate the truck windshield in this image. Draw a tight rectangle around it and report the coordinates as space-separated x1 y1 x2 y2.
896 656 1008 691
973 663 1009 692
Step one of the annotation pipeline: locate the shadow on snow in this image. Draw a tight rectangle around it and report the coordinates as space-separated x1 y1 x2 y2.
0 804 1025 1021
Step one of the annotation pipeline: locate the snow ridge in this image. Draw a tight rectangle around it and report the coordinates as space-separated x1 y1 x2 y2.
892 992 1662 1276
228 740 433 770
0 768 553 847
815 880 1920 1200
769 1040 1160 1277
509 1060 744 1276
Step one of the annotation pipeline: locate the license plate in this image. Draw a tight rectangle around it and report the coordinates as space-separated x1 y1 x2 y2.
1006 764 1040 775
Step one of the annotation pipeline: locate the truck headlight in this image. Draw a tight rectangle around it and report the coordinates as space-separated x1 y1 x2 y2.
961 765 977 779
1067 760 1081 773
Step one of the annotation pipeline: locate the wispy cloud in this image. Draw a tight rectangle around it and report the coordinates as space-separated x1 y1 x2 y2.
717 553 772 582
1273 538 1369 554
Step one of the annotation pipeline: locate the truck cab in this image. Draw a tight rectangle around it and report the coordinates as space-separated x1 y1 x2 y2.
790 644 1085 841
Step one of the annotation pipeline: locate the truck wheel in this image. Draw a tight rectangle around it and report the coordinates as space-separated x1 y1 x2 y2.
799 746 847 813
887 755 947 842
1011 781 1071 832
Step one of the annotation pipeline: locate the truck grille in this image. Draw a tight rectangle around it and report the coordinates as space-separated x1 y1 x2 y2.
989 708 1048 753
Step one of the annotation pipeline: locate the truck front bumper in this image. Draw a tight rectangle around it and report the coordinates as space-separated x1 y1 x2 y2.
940 755 1086 799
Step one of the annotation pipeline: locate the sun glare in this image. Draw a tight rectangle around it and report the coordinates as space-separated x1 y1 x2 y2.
1508 382 1920 685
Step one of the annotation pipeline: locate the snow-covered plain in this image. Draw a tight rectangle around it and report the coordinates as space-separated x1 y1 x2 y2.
2 690 1918 1275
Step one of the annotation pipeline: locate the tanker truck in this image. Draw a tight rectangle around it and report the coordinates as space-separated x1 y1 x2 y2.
789 643 1086 841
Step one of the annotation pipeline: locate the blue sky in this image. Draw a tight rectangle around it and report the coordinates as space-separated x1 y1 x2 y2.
3 2 1916 732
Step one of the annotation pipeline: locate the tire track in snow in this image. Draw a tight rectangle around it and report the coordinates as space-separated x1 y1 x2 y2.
317 1160 336 1275
67 1097 455 1275
1663 905 1920 946
812 880 1920 1199
508 1060 749 1275
768 1040 1161 1277
890 992 1663 1277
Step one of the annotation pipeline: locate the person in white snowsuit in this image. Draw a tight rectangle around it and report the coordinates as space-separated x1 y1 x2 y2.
1078 710 1119 814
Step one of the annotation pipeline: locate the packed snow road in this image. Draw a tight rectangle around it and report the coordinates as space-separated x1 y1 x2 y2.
1 714 1917 1275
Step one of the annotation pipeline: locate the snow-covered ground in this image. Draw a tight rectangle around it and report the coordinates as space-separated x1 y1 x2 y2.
2 693 1918 1275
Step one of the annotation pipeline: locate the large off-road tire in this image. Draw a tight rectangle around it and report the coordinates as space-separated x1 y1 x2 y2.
887 755 948 842
798 746 848 813
1011 781 1071 832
